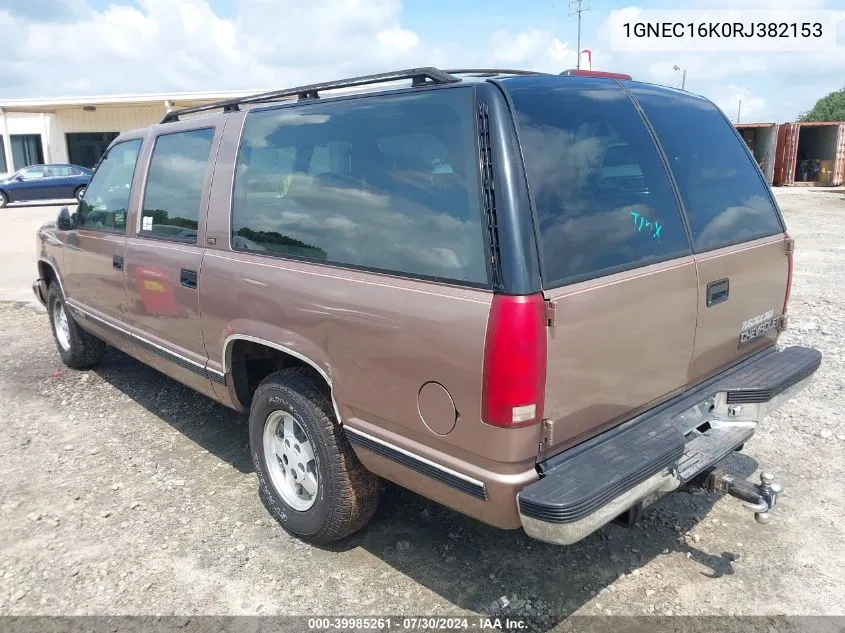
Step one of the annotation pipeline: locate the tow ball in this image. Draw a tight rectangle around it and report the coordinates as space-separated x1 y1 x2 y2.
698 469 783 524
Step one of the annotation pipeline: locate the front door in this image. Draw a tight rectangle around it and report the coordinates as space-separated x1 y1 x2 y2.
62 138 144 321
13 165 49 201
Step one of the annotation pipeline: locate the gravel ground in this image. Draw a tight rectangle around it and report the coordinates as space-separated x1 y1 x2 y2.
0 189 843 626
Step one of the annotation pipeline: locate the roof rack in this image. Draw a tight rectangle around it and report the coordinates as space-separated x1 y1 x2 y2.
160 67 461 123
444 68 546 77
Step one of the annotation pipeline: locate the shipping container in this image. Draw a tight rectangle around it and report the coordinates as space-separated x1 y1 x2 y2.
736 123 779 185
773 121 845 186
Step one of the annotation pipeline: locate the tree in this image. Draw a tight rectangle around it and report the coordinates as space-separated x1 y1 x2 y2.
799 87 845 122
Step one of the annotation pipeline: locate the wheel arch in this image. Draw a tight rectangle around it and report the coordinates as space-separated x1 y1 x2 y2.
38 258 66 297
221 333 343 424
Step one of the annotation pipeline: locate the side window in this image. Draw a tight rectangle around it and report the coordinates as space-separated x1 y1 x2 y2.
76 139 142 232
21 166 46 180
140 128 215 243
231 89 488 285
507 77 691 287
629 84 783 252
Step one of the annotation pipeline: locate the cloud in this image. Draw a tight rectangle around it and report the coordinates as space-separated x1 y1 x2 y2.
708 84 767 122
488 29 576 72
0 0 431 97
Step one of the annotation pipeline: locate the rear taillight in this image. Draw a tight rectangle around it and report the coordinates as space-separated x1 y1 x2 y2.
481 293 547 428
783 232 794 315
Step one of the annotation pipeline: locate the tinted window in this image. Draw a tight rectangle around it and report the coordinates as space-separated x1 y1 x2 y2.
140 128 215 243
629 84 783 252
77 139 142 232
231 88 488 285
506 77 691 286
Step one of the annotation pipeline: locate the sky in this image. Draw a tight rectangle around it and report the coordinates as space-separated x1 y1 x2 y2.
1 0 844 122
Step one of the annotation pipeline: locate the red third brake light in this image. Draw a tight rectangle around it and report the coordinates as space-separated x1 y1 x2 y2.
560 69 633 80
481 293 547 428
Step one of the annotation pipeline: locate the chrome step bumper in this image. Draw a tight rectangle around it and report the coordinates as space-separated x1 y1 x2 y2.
518 345 821 545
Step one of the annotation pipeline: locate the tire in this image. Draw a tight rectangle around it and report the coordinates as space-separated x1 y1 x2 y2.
249 368 380 544
74 186 86 202
47 284 105 369
0 191 7 208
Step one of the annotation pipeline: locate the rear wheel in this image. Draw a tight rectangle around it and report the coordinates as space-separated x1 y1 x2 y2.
74 186 86 202
47 284 105 369
249 368 380 544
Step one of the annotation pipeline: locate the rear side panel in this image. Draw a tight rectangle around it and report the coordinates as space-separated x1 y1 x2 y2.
200 88 542 529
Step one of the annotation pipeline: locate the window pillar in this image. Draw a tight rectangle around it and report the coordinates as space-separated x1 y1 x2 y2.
0 108 14 173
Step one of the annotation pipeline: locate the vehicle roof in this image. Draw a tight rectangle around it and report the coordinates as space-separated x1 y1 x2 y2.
129 68 690 139
20 163 90 168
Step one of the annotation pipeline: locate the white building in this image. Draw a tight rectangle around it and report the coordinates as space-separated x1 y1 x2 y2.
0 90 261 177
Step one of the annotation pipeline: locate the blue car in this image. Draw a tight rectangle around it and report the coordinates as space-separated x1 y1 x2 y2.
0 163 93 208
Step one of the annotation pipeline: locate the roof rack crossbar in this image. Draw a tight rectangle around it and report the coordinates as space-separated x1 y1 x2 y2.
160 67 460 123
444 68 546 77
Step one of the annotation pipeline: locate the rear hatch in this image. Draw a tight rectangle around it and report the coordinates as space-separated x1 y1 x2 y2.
502 76 790 457
627 83 790 383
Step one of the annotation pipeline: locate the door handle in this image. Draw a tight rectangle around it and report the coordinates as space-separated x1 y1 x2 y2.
113 255 124 271
180 268 198 289
706 278 730 307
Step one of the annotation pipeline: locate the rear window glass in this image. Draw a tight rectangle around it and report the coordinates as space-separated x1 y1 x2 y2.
507 77 691 287
628 83 783 252
231 88 488 285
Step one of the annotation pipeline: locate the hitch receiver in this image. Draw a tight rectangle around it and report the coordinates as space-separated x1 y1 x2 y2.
699 469 783 524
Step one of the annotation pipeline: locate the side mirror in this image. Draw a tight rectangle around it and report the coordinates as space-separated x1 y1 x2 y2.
56 206 74 231
13 174 23 181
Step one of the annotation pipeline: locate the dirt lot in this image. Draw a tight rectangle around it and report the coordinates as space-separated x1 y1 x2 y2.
1 189 844 626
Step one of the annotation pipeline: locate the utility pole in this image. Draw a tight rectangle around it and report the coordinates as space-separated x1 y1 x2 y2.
569 0 590 69
673 65 686 90
737 99 742 123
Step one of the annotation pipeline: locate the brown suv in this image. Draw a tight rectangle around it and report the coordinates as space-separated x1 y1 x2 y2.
33 68 821 545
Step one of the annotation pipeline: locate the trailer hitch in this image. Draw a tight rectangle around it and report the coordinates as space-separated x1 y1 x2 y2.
699 469 783 524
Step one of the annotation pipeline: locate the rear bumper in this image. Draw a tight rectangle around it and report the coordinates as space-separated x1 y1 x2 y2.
32 278 48 307
518 345 822 545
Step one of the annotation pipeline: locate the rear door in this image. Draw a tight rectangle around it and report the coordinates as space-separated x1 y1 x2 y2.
628 83 789 383
123 124 219 361
44 165 72 199
505 76 699 455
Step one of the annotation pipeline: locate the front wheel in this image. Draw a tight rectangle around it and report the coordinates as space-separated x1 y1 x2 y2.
47 284 105 369
0 191 7 208
249 368 381 544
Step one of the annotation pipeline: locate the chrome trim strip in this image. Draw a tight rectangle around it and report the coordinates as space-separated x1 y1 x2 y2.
343 426 487 491
67 301 224 384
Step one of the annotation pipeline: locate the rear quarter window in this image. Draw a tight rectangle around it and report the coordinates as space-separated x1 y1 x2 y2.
506 77 691 287
628 83 783 253
231 88 488 285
